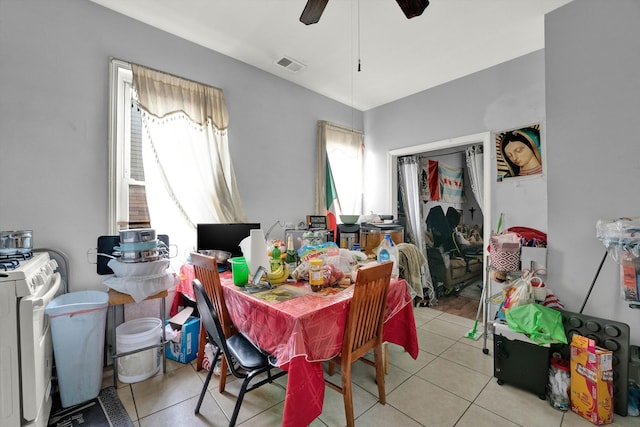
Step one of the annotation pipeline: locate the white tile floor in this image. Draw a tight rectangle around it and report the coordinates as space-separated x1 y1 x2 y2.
102 307 637 426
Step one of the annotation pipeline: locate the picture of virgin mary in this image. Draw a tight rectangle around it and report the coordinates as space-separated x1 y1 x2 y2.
496 125 542 180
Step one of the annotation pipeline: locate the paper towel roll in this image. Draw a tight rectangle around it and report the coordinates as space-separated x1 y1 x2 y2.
240 229 270 275
239 236 252 271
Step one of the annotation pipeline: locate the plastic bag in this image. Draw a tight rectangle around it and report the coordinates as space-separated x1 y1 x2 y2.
505 303 568 345
107 258 170 277
501 271 535 315
103 272 176 303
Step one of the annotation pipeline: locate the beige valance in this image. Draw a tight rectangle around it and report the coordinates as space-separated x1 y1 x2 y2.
132 64 229 130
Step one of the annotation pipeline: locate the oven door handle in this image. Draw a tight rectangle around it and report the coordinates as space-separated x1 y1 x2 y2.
24 273 62 311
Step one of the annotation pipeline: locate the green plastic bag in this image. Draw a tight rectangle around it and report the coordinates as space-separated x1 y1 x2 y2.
505 303 567 345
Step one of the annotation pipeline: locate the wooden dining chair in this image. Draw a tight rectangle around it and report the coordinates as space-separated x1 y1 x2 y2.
326 261 393 427
193 279 287 427
190 252 236 392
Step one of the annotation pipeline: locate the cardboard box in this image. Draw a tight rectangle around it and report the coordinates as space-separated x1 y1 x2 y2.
165 310 200 364
620 257 639 302
570 334 614 425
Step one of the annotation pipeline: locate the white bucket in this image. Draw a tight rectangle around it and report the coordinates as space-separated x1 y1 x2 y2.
116 317 162 383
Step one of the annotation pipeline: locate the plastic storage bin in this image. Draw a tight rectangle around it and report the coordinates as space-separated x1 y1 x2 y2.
45 290 109 408
116 317 162 383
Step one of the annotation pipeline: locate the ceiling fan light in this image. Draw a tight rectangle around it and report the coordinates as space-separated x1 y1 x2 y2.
395 0 429 19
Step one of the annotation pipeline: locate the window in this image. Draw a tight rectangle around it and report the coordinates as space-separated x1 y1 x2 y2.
315 121 364 218
108 59 245 264
109 60 147 232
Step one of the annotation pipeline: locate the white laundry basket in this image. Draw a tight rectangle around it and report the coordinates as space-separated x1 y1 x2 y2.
46 290 109 408
116 317 162 383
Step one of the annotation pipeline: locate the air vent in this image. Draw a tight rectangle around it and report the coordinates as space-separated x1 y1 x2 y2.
275 56 306 73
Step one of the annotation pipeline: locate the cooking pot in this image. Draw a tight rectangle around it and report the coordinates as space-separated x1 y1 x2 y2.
112 239 168 263
197 249 232 264
114 248 165 263
119 228 156 244
0 230 33 255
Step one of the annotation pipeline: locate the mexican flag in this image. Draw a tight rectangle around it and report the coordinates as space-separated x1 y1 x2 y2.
326 158 342 214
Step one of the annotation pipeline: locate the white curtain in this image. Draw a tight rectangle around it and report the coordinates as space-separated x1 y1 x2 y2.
398 156 435 302
465 144 484 212
314 121 364 216
132 64 246 260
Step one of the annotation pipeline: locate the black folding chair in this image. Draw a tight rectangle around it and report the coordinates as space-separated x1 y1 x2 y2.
193 279 287 426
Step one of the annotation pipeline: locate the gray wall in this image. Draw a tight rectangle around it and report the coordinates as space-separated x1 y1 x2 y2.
364 50 548 233
0 0 361 290
546 0 640 343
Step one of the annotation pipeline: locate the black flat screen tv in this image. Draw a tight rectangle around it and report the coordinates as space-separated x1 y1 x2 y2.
196 223 261 258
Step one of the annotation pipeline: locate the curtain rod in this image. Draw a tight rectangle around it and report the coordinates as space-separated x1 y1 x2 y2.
111 56 224 92
323 120 363 135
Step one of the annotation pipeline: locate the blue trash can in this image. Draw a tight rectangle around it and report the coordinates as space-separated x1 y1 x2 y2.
46 291 109 408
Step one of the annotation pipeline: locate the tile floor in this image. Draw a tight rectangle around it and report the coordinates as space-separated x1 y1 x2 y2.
102 307 637 427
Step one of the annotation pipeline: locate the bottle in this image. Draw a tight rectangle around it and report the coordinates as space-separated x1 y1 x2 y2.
377 233 399 278
309 258 324 292
270 243 282 271
377 234 392 263
285 235 297 271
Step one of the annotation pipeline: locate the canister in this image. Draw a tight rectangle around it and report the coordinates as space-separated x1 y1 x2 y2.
309 258 324 292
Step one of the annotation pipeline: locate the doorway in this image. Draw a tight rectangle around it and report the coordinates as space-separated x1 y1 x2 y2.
388 132 491 318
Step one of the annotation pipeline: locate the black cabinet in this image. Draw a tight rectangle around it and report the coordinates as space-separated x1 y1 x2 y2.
493 322 551 399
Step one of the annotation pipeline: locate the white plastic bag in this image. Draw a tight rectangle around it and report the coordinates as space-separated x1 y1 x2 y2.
500 270 536 316
107 258 170 277
103 272 176 303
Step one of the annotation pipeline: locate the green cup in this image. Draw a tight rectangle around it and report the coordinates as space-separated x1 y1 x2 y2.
229 257 249 286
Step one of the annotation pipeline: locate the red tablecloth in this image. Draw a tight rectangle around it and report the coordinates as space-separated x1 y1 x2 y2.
220 273 419 427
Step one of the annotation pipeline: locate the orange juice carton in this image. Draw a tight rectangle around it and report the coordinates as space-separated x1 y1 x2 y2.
570 334 614 425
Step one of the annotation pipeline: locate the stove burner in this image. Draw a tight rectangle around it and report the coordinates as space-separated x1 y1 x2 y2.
0 259 20 271
0 251 32 261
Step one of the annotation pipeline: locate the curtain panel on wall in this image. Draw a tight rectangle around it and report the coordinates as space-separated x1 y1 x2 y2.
131 64 246 256
314 121 364 216
465 144 484 211
398 156 435 302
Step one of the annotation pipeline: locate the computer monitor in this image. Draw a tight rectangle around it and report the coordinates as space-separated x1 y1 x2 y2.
196 223 261 258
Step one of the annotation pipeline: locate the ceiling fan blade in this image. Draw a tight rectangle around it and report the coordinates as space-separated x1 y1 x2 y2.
300 0 329 25
396 0 429 19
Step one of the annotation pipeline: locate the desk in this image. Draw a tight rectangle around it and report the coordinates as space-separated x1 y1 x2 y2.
220 273 419 427
108 289 167 387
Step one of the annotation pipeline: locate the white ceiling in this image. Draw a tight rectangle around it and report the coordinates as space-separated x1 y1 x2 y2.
90 0 573 111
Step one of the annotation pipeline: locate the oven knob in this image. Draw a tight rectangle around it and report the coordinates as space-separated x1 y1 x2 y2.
34 273 45 287
43 264 54 275
48 259 58 270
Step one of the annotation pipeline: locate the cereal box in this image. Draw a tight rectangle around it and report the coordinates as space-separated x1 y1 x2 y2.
570 334 614 425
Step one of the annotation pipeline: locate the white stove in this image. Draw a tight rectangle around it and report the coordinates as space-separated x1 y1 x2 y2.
0 252 61 427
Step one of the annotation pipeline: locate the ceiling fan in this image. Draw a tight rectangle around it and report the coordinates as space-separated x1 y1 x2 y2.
300 0 430 25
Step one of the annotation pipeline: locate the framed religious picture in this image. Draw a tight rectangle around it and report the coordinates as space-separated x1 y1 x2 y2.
495 124 542 181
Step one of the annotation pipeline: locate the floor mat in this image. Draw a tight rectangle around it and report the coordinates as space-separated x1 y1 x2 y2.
48 386 133 427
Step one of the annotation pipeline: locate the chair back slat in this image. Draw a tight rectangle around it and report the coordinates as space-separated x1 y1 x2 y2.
343 262 393 359
191 252 235 337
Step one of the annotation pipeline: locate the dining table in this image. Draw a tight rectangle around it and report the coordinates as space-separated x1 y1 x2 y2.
215 268 420 427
